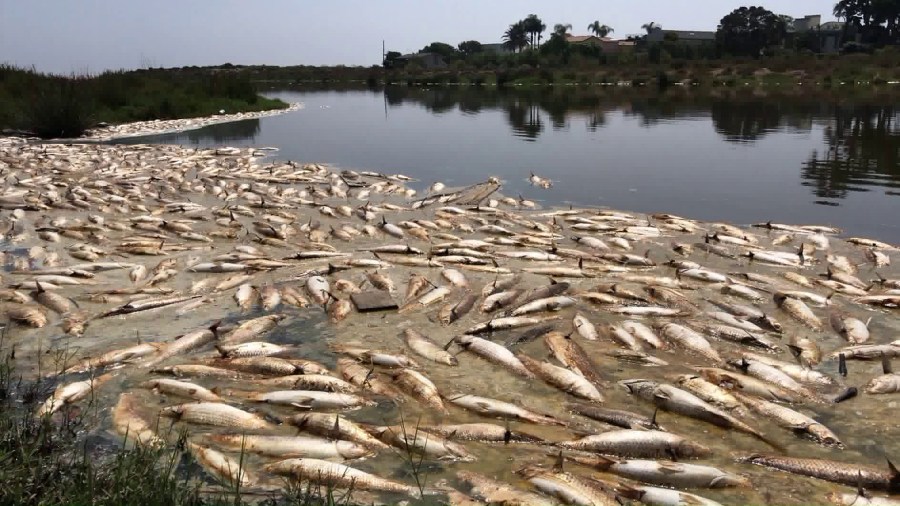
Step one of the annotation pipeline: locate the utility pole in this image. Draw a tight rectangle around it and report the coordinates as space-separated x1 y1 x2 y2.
382 40 385 66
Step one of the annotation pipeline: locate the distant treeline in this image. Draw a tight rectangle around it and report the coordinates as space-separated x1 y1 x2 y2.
239 47 900 88
0 65 288 138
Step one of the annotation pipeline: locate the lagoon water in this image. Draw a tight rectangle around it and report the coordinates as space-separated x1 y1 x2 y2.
123 86 900 243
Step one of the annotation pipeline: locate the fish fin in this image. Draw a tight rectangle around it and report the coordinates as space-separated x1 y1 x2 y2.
552 450 564 472
650 407 660 429
832 387 857 404
289 402 313 410
656 462 685 474
882 353 894 375
839 353 848 377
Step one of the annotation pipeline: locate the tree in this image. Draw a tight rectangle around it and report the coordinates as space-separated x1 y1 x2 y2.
457 40 483 56
587 21 614 37
383 51 402 68
834 0 900 45
641 22 661 34
420 42 458 60
523 14 547 48
553 23 573 37
716 6 787 56
503 21 529 52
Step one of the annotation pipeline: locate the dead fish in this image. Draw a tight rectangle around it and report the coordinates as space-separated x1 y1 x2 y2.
402 328 458 365
516 465 618 506
246 390 373 410
572 313 598 340
366 270 394 292
185 441 254 488
453 335 533 378
658 323 723 364
446 393 566 426
305 276 330 305
8 305 48 328
737 454 899 492
259 284 281 310
391 368 447 414
206 434 372 460
518 354 603 402
263 458 426 496
36 373 115 417
220 314 284 344
567 403 662 430
563 453 750 489
287 412 389 450
620 379 771 444
140 378 221 402
98 295 201 318
543 330 604 386
438 293 478 325
369 425 475 461
112 393 163 446
160 402 272 430
233 283 259 310
734 392 841 446
558 430 711 459
465 315 562 335
457 471 555 506
420 422 546 444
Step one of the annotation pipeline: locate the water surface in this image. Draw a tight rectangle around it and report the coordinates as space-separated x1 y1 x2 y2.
122 86 900 243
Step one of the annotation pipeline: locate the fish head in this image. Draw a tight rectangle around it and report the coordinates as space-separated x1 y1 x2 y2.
618 379 655 395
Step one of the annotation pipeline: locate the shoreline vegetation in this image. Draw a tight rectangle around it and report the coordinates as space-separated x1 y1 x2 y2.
0 65 290 139
3 46 900 140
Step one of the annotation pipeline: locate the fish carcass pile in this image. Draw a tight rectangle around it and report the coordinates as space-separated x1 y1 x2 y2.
1 136 899 506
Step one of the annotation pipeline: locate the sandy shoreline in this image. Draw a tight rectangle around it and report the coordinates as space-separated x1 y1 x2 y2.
76 102 303 141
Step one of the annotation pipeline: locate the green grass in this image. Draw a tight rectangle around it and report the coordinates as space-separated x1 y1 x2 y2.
0 65 289 138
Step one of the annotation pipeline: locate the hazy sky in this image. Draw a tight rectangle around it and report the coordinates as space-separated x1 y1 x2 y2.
1 0 839 74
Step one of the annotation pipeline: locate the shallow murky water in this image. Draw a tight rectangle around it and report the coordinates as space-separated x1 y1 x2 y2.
1 138 898 505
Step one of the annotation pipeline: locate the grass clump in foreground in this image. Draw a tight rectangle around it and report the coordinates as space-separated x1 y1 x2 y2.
0 65 289 139
0 350 350 506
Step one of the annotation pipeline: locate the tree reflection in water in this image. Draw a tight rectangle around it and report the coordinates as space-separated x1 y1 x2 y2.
380 85 899 203
802 105 899 200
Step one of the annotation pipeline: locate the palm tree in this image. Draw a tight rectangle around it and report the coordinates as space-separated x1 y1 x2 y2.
641 21 661 34
587 21 614 38
553 23 573 37
503 21 529 52
523 14 546 48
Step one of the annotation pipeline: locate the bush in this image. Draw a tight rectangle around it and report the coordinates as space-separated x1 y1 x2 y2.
27 78 92 138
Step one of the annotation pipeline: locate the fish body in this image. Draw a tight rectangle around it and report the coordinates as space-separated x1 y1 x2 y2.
519 354 604 401
403 328 458 365
446 394 565 425
738 454 899 492
559 430 711 459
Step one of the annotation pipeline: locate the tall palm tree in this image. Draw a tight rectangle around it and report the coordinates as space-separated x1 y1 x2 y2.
523 14 546 48
587 21 614 38
641 21 661 34
553 23 573 37
503 21 529 52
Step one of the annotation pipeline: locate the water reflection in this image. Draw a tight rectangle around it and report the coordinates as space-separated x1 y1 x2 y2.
378 86 900 201
124 85 900 240
802 105 899 200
